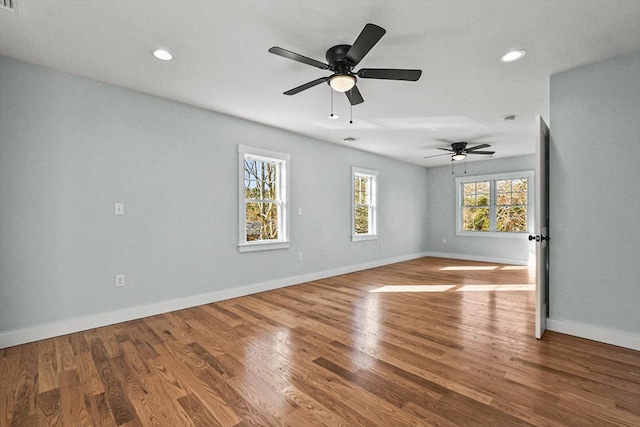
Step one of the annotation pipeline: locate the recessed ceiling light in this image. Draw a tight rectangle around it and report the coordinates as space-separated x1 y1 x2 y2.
504 114 516 121
152 49 173 61
343 137 357 143
500 49 526 63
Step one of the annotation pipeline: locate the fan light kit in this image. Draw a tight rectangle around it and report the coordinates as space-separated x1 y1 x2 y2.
330 74 356 92
452 153 466 161
269 23 422 107
152 49 173 61
500 49 526 62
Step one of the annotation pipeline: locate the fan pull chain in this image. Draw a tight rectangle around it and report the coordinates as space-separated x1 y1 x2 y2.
451 159 454 174
350 99 353 124
329 88 335 119
464 156 467 174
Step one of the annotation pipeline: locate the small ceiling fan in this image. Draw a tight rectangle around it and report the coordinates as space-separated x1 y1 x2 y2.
424 141 496 161
268 23 422 105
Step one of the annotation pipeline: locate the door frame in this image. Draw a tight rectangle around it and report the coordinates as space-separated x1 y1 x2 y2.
534 115 550 339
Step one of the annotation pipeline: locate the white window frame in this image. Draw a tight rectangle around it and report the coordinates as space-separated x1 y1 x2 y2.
455 170 534 238
238 145 290 252
352 166 378 242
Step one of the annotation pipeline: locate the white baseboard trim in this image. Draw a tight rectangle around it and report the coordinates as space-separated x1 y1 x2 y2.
546 318 640 351
425 251 529 266
0 251 429 349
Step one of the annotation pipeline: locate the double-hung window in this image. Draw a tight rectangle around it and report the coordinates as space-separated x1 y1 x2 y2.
352 167 378 241
456 171 533 236
238 145 290 252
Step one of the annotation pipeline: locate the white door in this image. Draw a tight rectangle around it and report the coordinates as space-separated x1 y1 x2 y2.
531 116 550 339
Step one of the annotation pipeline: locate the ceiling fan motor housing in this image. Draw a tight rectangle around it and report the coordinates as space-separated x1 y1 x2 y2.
326 44 354 70
451 142 468 154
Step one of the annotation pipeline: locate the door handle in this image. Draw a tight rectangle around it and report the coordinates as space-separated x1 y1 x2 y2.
529 234 550 242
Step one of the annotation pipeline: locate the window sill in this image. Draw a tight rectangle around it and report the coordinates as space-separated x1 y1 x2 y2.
238 241 291 253
456 231 530 239
352 234 379 242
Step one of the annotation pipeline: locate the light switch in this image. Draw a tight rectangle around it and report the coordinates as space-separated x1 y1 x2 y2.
115 203 124 216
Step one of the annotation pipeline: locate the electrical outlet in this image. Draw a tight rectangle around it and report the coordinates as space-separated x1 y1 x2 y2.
442 238 447 245
115 274 125 287
298 252 303 261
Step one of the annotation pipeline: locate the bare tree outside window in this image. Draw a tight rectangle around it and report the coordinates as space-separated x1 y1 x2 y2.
462 181 490 231
456 172 532 235
496 179 528 232
354 175 371 234
244 159 280 241
352 168 378 240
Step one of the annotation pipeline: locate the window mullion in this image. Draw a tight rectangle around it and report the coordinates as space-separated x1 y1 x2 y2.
490 179 496 232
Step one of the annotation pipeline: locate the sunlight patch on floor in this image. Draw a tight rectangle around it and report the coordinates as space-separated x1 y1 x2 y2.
440 266 498 271
370 285 456 293
370 284 534 293
456 284 535 292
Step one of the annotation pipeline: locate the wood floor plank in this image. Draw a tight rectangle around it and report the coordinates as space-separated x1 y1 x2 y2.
69 331 90 356
111 350 193 427
9 343 39 427
152 341 244 426
2 257 639 426
35 388 63 426
280 384 354 427
89 338 141 426
0 350 22 426
83 392 117 427
54 335 77 373
37 339 59 393
177 392 223 427
75 351 106 396
59 369 92 427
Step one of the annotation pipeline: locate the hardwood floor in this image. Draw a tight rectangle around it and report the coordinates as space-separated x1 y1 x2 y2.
2 257 639 426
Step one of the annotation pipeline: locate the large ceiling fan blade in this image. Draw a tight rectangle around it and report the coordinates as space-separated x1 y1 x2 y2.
283 77 328 95
434 138 456 143
466 143 491 151
468 150 495 155
345 23 386 65
357 68 422 81
268 47 329 70
436 147 455 152
423 153 452 159
345 85 364 105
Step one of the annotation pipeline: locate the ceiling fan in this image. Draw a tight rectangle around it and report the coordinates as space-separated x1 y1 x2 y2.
424 141 496 161
268 23 422 105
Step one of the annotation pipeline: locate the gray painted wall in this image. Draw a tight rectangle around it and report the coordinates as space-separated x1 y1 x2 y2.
549 50 640 335
0 56 429 334
426 155 535 263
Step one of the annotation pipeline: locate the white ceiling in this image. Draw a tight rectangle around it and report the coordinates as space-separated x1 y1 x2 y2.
1 1 639 166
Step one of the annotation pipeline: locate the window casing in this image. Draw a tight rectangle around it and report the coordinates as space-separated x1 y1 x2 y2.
456 171 534 237
238 145 290 252
352 167 378 241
